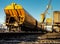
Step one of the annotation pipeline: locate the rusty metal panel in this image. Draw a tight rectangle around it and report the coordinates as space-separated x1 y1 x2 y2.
25 11 36 26
8 10 13 16
17 9 21 16
12 9 18 17
22 10 36 29
4 10 10 15
20 9 25 16
18 9 25 24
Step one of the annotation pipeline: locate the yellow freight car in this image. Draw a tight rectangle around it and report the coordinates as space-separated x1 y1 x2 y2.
4 3 41 32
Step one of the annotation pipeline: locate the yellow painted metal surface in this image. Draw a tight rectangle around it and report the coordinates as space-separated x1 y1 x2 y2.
46 18 52 23
4 3 25 24
46 18 52 25
4 3 23 9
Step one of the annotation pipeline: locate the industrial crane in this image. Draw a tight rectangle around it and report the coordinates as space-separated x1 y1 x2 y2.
41 0 52 23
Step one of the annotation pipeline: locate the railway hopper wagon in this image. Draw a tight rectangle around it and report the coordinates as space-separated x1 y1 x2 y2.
4 3 42 32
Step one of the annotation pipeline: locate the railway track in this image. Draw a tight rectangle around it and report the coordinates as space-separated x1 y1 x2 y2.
0 32 60 44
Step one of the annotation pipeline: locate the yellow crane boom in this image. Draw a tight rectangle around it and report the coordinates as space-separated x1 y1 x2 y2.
41 0 52 23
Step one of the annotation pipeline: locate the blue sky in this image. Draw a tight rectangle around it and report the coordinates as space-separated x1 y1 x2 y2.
0 0 60 24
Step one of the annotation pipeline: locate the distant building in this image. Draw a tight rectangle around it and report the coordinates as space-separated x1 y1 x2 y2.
53 11 60 23
53 11 60 32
